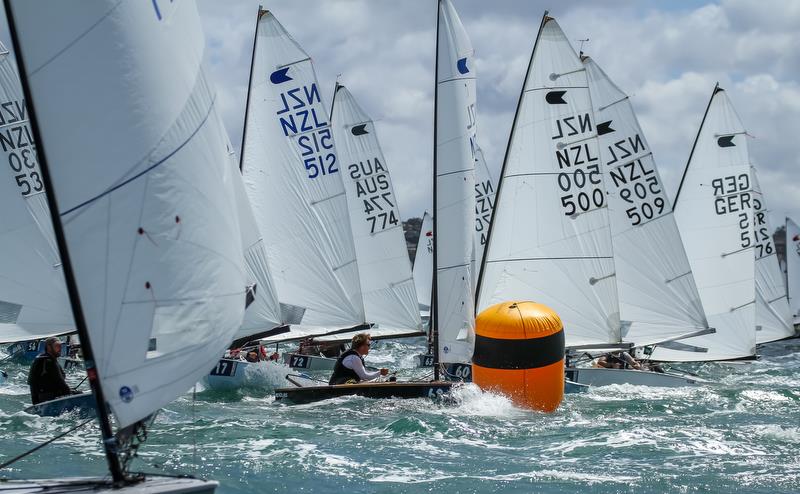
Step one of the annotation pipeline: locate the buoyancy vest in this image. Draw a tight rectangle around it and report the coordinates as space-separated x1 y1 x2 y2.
328 349 363 385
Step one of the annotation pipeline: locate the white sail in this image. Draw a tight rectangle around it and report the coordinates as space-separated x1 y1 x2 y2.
787 217 800 325
227 138 283 340
584 57 709 347
651 87 756 361
0 41 73 343
477 16 620 348
751 169 793 343
473 144 496 282
11 1 247 427
242 10 365 331
413 211 434 313
435 0 477 364
330 84 421 333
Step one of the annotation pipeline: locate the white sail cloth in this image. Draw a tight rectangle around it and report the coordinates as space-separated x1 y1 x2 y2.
228 137 283 338
477 17 619 348
751 169 793 343
242 10 365 330
330 84 421 333
413 211 434 313
435 0 477 364
473 144 495 284
10 1 247 427
787 218 800 325
651 87 756 361
584 57 709 348
0 41 73 343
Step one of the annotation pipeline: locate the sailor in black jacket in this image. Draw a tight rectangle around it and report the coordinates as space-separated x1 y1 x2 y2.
328 333 389 385
27 337 72 405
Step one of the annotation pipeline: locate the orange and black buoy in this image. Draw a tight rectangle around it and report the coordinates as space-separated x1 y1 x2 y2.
472 301 565 412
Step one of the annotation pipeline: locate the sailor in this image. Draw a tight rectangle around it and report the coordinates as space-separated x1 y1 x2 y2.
328 333 389 385
27 337 73 405
596 351 642 370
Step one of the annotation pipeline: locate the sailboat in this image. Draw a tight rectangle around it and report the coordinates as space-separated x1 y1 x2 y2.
476 14 708 387
786 217 800 328
649 85 756 362
750 169 795 343
0 40 74 371
1 1 247 491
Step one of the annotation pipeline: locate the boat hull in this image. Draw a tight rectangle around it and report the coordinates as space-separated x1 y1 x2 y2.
275 381 454 405
204 358 248 390
24 393 96 418
565 367 701 387
0 476 217 493
282 352 336 371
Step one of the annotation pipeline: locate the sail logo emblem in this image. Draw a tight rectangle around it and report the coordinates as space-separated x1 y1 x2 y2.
270 67 293 85
457 57 470 75
425 230 433 237
597 120 615 136
545 91 567 105
717 135 736 148
351 124 369 136
119 386 134 403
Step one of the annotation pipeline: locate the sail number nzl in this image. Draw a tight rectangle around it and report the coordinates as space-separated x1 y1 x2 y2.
553 112 604 217
276 82 338 179
0 99 43 197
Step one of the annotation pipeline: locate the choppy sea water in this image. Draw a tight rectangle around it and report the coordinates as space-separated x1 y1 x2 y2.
1 337 799 493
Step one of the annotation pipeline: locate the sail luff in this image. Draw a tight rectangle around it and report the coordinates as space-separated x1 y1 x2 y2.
431 0 442 380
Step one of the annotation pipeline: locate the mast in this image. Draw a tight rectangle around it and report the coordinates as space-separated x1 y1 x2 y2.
239 6 264 171
673 83 720 205
431 0 442 380
474 11 549 302
3 2 124 483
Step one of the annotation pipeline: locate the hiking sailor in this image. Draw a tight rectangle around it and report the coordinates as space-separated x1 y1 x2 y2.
328 333 390 385
27 337 75 405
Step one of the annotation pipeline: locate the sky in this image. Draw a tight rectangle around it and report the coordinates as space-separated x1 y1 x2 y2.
1 0 798 229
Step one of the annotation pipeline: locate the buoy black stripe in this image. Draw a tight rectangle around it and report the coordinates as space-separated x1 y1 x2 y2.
472 329 564 370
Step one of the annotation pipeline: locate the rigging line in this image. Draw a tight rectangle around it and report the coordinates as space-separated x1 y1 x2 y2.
0 417 94 470
61 94 218 217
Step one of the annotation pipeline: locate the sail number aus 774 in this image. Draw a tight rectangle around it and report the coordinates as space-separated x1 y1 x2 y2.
349 157 399 234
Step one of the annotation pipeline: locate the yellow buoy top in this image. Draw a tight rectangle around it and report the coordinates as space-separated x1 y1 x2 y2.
476 301 563 340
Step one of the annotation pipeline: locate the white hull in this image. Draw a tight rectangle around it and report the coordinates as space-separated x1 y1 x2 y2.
204 359 248 391
0 476 216 493
282 353 336 371
566 367 701 388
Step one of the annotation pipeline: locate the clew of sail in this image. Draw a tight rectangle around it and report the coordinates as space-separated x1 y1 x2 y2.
477 15 619 348
330 84 422 334
0 41 73 344
242 10 365 331
434 0 477 365
651 86 756 362
787 217 800 326
10 0 247 427
583 57 709 348
751 169 794 343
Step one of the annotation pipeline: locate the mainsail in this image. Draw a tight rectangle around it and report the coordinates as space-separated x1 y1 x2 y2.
413 211 434 314
787 217 800 326
241 10 365 330
751 169 794 343
9 0 247 429
330 84 421 333
0 41 73 343
434 0 477 366
477 15 620 348
651 86 756 361
584 57 709 348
